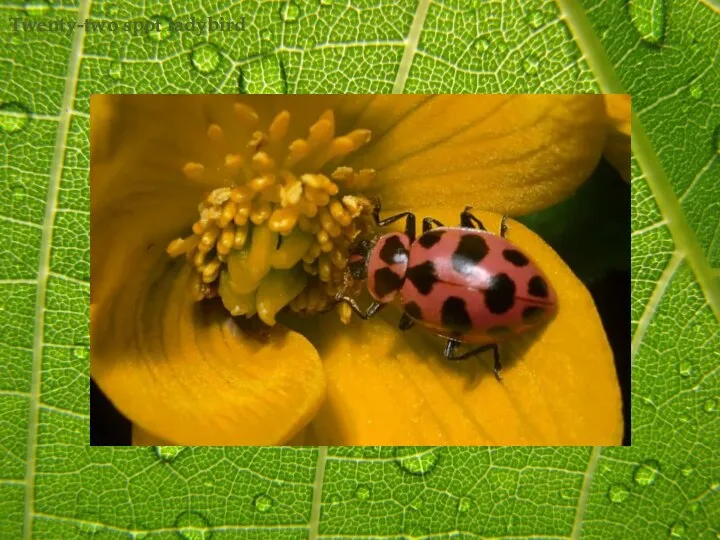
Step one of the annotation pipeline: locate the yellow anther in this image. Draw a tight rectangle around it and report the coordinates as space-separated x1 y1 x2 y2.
199 225 220 252
341 195 363 216
300 173 328 190
217 201 237 228
318 256 332 282
251 151 274 173
337 302 352 324
331 166 353 182
207 124 224 143
217 225 236 255
302 262 318 276
304 186 330 206
207 187 232 206
231 185 253 203
298 215 321 234
248 131 268 151
193 249 207 268
249 174 275 192
329 199 351 226
183 162 204 180
233 102 259 128
269 110 291 143
356 169 376 190
202 259 222 283
280 180 303 207
233 202 251 225
233 225 248 249
284 139 311 168
297 198 318 218
318 208 341 237
167 237 195 257
250 200 273 225
308 113 335 147
317 230 330 245
259 184 282 203
320 240 334 253
225 154 244 173
268 207 299 234
330 249 347 269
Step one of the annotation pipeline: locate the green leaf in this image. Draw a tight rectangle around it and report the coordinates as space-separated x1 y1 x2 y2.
1 0 719 539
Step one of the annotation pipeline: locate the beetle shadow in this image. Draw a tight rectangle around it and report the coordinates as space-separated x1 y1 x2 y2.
386 313 544 392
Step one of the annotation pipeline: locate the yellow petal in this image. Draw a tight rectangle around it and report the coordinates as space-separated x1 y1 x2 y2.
603 94 631 182
132 425 176 446
301 209 622 445
349 95 607 216
91 253 326 445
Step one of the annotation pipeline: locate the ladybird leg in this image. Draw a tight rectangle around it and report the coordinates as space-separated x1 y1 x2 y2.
444 341 503 381
376 212 416 242
491 344 503 381
398 312 415 331
335 295 385 320
422 217 445 233
499 215 509 238
460 206 487 231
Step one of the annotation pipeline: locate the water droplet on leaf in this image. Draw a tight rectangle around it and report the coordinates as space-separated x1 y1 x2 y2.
327 494 341 504
634 460 660 486
669 521 687 537
280 1 300 22
147 15 172 42
681 465 694 477
24 0 52 17
320 0 333 5
679 360 693 377
175 511 212 540
526 10 544 29
253 494 274 513
154 446 184 461
607 484 629 503
108 61 123 80
355 485 370 501
72 346 89 359
689 79 703 99
0 102 31 134
191 43 221 74
394 447 443 476
474 38 489 53
523 55 540 74
239 55 287 94
457 497 472 512
703 398 718 412
628 0 666 45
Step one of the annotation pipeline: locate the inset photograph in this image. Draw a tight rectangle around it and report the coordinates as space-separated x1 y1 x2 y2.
90 95 630 446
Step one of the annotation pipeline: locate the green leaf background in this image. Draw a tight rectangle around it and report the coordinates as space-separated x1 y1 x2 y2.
1 0 718 538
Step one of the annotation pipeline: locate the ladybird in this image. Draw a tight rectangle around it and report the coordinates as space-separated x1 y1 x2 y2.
337 203 557 380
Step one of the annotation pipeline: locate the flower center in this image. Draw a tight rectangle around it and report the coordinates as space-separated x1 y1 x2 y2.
166 103 376 325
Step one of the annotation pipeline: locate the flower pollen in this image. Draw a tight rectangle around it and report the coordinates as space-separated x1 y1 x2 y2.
166 104 376 325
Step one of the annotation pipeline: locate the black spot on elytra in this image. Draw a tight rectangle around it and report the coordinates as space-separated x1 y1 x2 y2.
406 260 439 295
487 325 512 337
404 301 423 321
485 273 516 314
441 296 473 335
522 306 544 323
373 267 404 298
502 249 529 267
379 235 408 265
452 234 489 275
528 275 548 298
418 229 445 249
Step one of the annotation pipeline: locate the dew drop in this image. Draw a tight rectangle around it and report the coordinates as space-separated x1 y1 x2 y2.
154 446 184 461
526 10 545 29
355 485 370 501
688 502 699 514
607 484 629 503
175 511 212 540
457 497 472 513
689 79 704 99
72 346 89 360
679 360 693 377
191 43 221 74
0 102 31 134
474 38 490 53
280 1 300 22
108 61 123 81
327 494 341 504
681 465 694 477
24 0 52 17
628 0 666 45
634 460 660 486
523 55 540 74
320 0 333 5
703 398 718 412
238 55 287 94
252 494 274 513
394 447 443 476
669 521 687 537
147 15 172 42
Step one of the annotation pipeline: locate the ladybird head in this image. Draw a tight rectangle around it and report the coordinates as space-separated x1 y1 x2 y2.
347 238 375 281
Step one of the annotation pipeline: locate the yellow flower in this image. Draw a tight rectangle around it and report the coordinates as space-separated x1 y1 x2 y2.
91 95 625 446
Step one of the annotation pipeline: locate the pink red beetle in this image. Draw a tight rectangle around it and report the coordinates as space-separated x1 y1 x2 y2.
336 202 557 380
